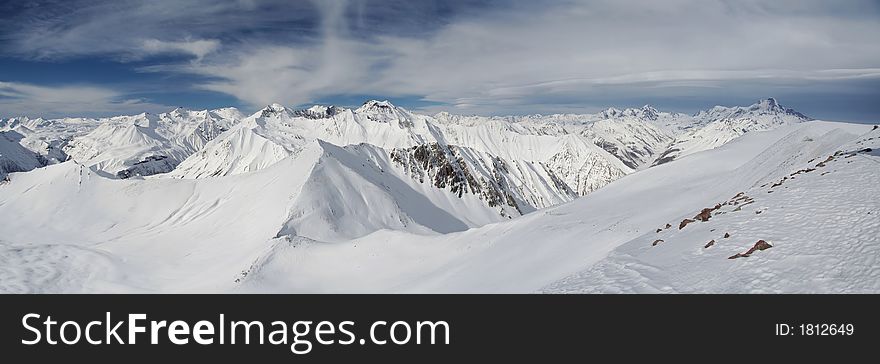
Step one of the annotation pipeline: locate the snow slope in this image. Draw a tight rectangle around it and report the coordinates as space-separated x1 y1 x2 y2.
545 126 879 293
0 130 44 179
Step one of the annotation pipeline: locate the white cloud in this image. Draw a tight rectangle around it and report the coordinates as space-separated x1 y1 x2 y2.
140 39 220 60
142 0 879 114
4 0 284 61
0 82 172 118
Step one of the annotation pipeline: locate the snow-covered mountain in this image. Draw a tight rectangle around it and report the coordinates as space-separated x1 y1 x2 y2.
1 108 243 179
1 98 815 224
62 108 241 178
652 98 812 165
168 101 628 218
0 116 95 166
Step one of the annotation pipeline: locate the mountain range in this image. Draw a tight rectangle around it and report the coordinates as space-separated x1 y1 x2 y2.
2 98 876 293
1 98 809 224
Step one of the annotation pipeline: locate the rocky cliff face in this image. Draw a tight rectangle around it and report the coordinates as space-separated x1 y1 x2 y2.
390 142 580 216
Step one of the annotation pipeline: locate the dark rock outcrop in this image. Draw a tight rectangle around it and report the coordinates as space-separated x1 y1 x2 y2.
679 218 695 230
390 143 535 215
116 155 175 179
728 240 773 259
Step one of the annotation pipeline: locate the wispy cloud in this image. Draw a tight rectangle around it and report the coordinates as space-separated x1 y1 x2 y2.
2 0 879 116
140 39 220 61
1 0 313 61
155 0 880 114
0 82 172 118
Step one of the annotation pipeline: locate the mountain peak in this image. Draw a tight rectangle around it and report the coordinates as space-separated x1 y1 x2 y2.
294 105 345 119
597 106 659 120
599 107 622 118
258 103 289 118
358 100 397 112
638 105 659 120
748 97 811 120
754 97 781 111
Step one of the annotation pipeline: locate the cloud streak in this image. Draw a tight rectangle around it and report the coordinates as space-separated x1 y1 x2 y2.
1 0 879 117
0 82 172 118
166 0 880 114
140 39 220 61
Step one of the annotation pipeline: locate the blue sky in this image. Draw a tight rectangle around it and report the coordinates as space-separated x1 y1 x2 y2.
1 0 879 121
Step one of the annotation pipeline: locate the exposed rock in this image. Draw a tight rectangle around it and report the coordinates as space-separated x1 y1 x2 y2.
651 148 680 166
816 155 834 168
679 218 695 230
116 155 175 179
694 208 713 222
391 143 524 214
723 232 730 238
752 240 773 252
665 223 672 229
728 240 773 259
704 239 715 248
732 200 755 211
652 239 664 246
656 228 662 233
770 177 787 188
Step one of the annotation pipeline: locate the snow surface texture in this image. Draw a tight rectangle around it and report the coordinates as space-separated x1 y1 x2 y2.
0 98 877 293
